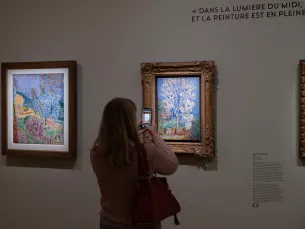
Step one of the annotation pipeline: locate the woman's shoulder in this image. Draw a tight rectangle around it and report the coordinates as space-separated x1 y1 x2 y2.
90 148 106 163
90 149 97 159
90 148 99 162
90 146 106 169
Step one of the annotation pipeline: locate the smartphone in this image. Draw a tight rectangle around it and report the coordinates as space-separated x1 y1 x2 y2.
141 108 152 129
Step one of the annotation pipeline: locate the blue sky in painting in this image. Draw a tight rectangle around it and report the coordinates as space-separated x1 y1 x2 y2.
13 74 64 100
13 73 65 121
156 76 200 120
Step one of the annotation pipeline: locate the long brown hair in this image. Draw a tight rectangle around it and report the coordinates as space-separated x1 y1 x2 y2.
91 98 141 166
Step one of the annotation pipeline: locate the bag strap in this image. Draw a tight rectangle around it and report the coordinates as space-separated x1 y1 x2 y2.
136 144 150 179
174 214 180 225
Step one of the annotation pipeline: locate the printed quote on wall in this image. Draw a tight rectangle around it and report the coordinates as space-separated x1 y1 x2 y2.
192 1 304 22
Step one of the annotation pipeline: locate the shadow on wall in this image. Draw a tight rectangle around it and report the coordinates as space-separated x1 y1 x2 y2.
5 157 77 170
2 63 83 170
177 155 218 171
177 65 219 172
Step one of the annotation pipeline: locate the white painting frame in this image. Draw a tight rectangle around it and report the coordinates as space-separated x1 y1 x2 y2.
7 68 69 152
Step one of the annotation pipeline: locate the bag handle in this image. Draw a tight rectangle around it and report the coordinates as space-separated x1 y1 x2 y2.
136 144 150 179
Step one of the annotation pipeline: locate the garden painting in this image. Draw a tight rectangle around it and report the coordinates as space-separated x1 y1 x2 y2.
156 76 201 141
12 73 65 145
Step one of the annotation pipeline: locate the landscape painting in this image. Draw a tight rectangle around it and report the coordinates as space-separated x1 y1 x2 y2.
12 73 65 145
156 76 201 142
2 61 77 158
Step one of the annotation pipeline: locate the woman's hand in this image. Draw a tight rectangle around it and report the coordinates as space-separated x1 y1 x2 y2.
146 121 157 136
137 121 157 136
137 121 146 136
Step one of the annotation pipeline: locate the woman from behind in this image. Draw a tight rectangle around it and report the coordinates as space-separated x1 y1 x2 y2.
90 98 179 229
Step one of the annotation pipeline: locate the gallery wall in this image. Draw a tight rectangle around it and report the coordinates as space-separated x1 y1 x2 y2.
0 0 305 228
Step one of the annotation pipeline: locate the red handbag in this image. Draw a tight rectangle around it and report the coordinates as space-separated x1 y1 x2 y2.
132 144 181 225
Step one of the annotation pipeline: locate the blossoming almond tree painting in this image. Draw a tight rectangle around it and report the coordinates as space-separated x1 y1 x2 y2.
156 76 201 141
12 73 64 145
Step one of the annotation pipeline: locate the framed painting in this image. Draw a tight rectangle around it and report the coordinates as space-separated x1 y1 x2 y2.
141 61 216 157
300 60 305 158
1 61 77 159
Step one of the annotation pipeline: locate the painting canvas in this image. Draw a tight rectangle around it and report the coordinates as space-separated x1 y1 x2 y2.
12 73 65 145
156 76 201 142
1 61 77 159
141 61 216 157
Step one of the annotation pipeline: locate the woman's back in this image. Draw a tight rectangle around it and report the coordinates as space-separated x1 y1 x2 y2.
91 136 178 229
91 149 138 227
90 98 178 229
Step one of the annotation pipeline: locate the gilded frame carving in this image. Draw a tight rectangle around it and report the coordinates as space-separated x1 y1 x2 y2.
141 61 216 157
300 60 305 158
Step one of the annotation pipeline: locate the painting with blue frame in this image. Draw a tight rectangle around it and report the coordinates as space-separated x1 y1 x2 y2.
12 73 65 145
156 75 201 141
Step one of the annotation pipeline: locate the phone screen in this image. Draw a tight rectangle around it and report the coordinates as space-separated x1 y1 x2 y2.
141 108 152 129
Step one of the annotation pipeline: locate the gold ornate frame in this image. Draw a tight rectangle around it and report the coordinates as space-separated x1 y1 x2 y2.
141 61 216 157
300 60 305 158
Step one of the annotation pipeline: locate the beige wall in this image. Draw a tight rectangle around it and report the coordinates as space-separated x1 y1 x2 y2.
0 0 305 228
